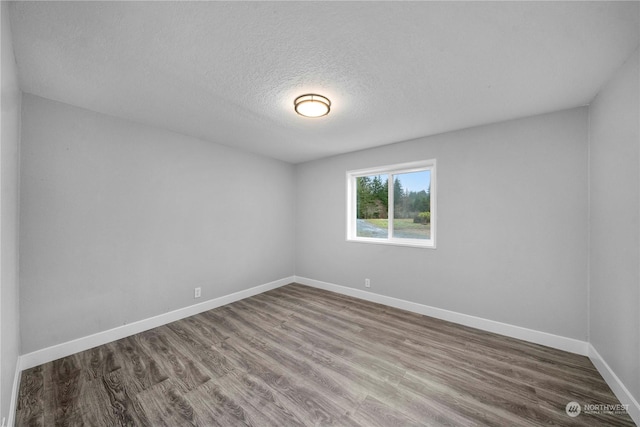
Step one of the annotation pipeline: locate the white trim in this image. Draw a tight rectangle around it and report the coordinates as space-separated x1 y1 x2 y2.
294 276 589 356
5 359 21 427
346 160 437 178
346 238 438 250
588 344 640 425
20 277 293 370
11 276 638 426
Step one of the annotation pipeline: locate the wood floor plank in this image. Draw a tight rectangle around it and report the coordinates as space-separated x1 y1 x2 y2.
112 336 169 394
15 283 636 426
219 335 352 424
163 320 234 379
186 372 306 427
348 395 426 427
135 379 198 427
73 345 125 427
49 355 83 426
96 352 150 426
401 368 542 427
183 378 253 427
275 318 407 385
134 328 211 393
220 309 365 408
231 298 292 328
278 325 406 391
218 370 305 426
15 366 44 427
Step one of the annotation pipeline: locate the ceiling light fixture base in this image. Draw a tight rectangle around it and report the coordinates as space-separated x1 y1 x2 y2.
294 94 331 118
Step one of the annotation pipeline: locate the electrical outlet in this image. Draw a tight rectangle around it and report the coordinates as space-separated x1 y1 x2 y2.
194 287 201 298
365 278 371 288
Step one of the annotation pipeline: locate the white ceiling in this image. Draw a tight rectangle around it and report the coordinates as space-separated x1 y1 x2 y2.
8 1 640 164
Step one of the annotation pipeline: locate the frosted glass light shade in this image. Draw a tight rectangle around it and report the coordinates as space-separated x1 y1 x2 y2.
294 94 331 118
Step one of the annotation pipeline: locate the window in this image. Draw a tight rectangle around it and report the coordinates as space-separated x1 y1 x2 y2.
347 160 436 248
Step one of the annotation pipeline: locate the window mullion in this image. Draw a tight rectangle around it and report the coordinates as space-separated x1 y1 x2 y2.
388 173 394 239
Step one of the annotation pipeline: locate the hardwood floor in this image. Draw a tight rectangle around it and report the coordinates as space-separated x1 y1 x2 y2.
16 283 635 426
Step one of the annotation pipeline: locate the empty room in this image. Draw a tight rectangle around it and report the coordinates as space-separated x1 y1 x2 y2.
1 1 639 426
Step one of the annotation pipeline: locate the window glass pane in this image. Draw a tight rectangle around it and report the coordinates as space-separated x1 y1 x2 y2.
356 175 389 238
392 170 431 240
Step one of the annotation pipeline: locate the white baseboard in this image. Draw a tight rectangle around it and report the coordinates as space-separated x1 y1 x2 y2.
294 276 589 356
20 276 294 371
5 359 21 427
588 344 640 425
11 276 638 426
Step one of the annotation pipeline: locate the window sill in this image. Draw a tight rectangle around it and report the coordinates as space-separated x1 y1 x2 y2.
346 237 436 249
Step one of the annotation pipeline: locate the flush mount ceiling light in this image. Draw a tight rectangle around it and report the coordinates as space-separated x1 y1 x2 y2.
294 94 331 118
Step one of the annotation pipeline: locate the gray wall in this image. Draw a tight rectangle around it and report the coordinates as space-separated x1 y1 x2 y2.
589 48 639 402
295 108 589 340
1 2 22 421
19 94 295 353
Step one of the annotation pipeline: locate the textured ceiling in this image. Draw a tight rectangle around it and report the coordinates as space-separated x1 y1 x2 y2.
8 1 640 163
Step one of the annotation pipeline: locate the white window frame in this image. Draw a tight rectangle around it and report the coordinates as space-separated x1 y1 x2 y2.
346 159 436 249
